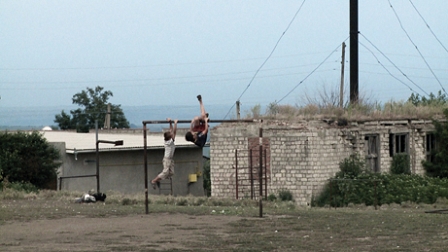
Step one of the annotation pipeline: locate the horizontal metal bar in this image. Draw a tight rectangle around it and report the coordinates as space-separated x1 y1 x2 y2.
59 174 96 179
142 119 262 125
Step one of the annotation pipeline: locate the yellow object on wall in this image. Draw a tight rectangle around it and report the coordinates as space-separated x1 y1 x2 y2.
188 174 197 183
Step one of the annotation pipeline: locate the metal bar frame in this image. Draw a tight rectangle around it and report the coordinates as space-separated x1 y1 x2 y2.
142 119 260 124
258 128 263 218
235 150 239 200
249 149 254 199
264 148 268 201
96 140 123 193
142 118 261 214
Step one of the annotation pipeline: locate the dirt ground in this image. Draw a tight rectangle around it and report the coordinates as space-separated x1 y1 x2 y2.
0 213 243 252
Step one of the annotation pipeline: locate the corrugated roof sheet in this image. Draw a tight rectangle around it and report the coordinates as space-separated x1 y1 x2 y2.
40 130 196 153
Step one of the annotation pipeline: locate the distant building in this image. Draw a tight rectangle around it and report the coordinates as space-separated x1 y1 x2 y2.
42 129 205 196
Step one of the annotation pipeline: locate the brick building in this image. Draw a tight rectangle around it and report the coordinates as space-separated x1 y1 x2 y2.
210 119 435 206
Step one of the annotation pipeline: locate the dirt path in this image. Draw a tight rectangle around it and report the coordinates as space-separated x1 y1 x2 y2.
0 213 243 251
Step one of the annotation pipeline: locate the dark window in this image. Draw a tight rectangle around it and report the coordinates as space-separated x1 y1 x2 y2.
426 133 436 163
365 135 380 172
389 133 408 157
395 134 407 154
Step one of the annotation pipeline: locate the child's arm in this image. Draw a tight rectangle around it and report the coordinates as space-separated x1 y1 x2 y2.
172 119 178 140
201 118 208 135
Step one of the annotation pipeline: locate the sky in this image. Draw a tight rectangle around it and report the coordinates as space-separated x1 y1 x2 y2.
1 0 448 121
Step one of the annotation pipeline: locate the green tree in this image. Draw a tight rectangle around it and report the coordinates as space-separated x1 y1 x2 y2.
0 131 61 189
203 160 211 197
54 86 130 131
422 109 448 178
54 110 72 130
408 91 448 107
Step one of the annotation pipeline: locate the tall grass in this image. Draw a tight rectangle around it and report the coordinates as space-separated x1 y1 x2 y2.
263 99 447 122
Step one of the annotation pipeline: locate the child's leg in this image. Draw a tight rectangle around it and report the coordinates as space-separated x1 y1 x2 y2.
197 95 207 119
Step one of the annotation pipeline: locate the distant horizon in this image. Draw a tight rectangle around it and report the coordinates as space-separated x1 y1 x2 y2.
0 104 243 131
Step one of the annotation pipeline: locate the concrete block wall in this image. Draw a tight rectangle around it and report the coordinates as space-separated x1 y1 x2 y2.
353 120 433 175
210 120 435 206
211 124 353 206
210 124 260 198
413 129 427 175
59 148 204 196
264 128 353 206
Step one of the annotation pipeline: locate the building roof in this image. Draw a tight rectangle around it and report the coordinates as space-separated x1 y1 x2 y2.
39 130 197 154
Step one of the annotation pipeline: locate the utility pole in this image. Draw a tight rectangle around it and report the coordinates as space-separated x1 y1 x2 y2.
350 0 359 105
340 42 346 108
104 103 111 129
236 100 241 120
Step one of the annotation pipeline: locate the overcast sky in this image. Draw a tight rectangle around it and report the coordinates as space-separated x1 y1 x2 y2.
1 1 447 117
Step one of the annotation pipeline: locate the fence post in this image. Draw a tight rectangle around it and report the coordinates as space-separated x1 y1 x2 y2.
235 149 238 200
259 127 263 218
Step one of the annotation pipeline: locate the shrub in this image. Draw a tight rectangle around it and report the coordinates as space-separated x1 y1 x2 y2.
390 154 411 175
423 108 448 178
0 131 61 189
278 189 293 201
313 154 448 207
336 154 366 178
203 160 211 197
267 193 277 201
7 181 39 193
314 173 448 207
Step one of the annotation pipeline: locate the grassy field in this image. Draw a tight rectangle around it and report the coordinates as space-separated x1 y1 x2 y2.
1 190 448 251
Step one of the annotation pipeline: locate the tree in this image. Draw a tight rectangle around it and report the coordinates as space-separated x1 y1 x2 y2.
54 110 72 130
0 131 61 189
408 91 448 107
203 160 211 197
54 86 130 131
422 109 448 178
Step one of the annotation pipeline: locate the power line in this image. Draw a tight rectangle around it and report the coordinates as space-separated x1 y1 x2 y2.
275 38 349 104
360 33 429 96
408 0 448 54
223 0 307 119
0 51 334 72
359 41 426 96
0 61 337 85
360 62 447 72
388 0 446 95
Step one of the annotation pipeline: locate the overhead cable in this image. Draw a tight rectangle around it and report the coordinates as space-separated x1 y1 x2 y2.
223 0 307 119
359 41 426 96
408 0 448 54
388 0 446 94
360 33 429 96
275 37 349 104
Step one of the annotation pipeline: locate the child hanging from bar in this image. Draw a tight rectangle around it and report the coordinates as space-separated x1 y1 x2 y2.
151 118 178 189
185 95 209 148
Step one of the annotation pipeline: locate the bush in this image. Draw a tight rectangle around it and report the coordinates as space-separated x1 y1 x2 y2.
0 131 61 189
336 154 367 178
313 173 448 207
7 181 39 193
313 155 448 207
267 193 277 201
390 154 411 175
278 189 293 201
423 108 448 178
203 160 211 197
